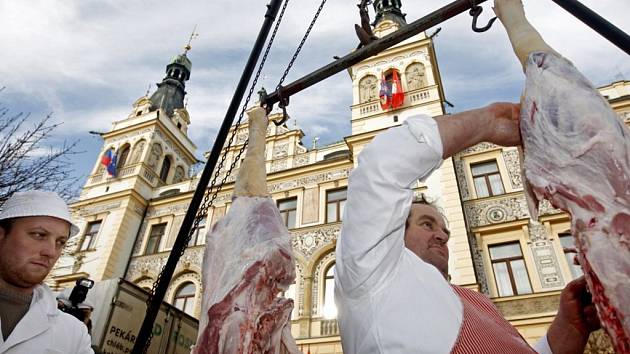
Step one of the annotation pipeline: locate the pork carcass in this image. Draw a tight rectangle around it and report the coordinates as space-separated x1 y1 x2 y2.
193 107 300 353
495 1 630 352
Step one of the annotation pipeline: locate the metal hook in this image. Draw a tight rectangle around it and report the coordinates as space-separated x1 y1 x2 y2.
258 87 274 115
274 85 290 126
469 2 497 33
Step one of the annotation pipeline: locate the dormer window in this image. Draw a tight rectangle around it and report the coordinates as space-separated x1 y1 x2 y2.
136 111 142 116
177 122 182 130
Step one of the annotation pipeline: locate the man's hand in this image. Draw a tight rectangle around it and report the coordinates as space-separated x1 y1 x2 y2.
436 102 521 158
547 276 601 354
482 102 521 146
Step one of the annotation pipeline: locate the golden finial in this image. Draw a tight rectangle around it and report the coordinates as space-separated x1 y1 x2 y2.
184 25 199 55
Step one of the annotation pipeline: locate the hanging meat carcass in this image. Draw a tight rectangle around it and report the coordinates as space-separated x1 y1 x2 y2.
193 107 300 353
494 1 630 352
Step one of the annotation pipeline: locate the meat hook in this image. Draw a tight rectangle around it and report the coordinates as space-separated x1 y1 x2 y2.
274 85 290 126
469 1 497 33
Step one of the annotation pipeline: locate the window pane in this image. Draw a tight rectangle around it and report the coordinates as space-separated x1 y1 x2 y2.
488 174 505 195
511 260 533 295
287 210 296 229
474 177 490 198
339 200 346 221
323 265 337 319
493 262 514 297
174 298 184 310
183 299 195 316
278 199 297 211
471 161 499 176
327 202 338 222
327 189 347 202
80 235 92 251
559 234 583 278
145 238 157 254
88 221 102 234
489 243 522 260
177 283 196 297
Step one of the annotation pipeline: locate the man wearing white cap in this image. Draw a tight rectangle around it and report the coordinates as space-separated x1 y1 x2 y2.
0 190 93 354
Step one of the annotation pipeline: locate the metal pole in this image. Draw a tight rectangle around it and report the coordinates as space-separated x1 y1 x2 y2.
264 0 488 107
551 0 630 56
131 0 284 352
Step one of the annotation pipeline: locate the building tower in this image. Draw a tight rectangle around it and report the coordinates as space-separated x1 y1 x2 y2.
50 48 198 289
346 0 477 288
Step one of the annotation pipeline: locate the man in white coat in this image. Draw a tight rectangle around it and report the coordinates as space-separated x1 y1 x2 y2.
0 190 93 354
335 103 600 353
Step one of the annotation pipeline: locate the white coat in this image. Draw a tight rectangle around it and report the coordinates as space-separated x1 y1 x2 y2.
335 115 551 353
0 284 93 354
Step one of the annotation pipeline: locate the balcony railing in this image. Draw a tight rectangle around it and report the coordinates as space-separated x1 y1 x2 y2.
319 319 339 336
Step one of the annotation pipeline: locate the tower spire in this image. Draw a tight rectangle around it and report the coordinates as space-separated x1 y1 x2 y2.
373 0 406 28
148 33 196 117
183 25 199 55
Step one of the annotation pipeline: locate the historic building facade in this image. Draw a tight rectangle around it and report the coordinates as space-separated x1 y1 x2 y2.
50 0 628 351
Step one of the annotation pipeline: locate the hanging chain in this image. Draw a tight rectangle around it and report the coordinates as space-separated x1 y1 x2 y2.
276 0 328 89
141 1 291 352
272 0 327 126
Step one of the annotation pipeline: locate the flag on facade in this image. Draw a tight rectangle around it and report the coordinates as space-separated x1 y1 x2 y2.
379 72 391 110
391 70 404 109
101 149 117 176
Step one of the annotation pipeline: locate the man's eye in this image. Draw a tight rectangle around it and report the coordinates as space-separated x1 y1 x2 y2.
420 221 433 229
57 240 67 247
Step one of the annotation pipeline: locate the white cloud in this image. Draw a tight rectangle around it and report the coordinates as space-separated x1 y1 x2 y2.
0 0 628 174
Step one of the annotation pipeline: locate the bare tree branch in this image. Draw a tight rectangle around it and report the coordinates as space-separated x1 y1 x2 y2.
0 93 82 207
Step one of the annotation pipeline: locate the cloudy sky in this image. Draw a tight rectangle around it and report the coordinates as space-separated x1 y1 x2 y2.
1 0 628 184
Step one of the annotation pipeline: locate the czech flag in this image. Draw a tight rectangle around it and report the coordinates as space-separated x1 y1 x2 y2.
391 70 404 109
379 72 391 110
101 150 117 176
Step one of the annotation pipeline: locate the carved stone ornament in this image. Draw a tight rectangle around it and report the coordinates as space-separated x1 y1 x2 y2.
454 160 471 200
291 225 340 258
501 149 523 189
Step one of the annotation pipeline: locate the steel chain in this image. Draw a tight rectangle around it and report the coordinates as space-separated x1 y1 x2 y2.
141 1 290 352
276 0 327 89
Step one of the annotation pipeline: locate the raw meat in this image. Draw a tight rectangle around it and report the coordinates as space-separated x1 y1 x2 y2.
495 1 630 352
193 107 299 353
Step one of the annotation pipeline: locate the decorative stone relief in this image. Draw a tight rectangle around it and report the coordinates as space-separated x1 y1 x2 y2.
494 293 560 318
270 159 288 173
528 222 564 288
127 247 203 282
290 225 340 258
311 251 335 316
463 195 529 228
75 201 122 217
272 143 289 159
268 168 351 194
107 128 154 145
294 154 310 167
502 150 523 189
538 199 563 216
146 202 190 218
154 129 184 160
295 263 305 317
461 142 501 155
130 140 146 164
467 233 489 295
359 75 379 103
405 62 427 91
453 160 470 201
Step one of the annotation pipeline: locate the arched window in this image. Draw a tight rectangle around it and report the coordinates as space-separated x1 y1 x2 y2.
159 156 171 182
405 62 428 91
117 144 131 171
173 282 196 315
358 75 378 103
322 263 337 319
